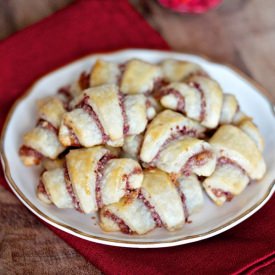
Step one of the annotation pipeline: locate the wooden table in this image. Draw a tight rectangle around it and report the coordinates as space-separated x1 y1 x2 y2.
1 0 275 273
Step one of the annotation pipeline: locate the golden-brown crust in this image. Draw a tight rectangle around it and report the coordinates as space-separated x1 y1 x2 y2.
140 110 205 163
37 96 66 128
90 59 120 87
120 59 161 94
141 169 184 231
210 125 266 179
188 75 223 128
161 59 205 82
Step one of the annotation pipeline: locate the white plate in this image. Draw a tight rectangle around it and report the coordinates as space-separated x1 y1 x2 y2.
1 49 275 248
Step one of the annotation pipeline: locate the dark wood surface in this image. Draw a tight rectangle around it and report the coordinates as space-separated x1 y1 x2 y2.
1 0 275 274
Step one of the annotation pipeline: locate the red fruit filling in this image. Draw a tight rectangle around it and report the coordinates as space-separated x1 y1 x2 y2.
78 71 90 90
138 192 162 227
157 88 185 112
118 92 130 135
103 210 132 234
76 95 109 143
94 154 116 208
19 146 44 164
189 82 206 122
64 164 82 212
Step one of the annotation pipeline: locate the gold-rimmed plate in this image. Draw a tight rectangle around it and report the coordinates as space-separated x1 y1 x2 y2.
1 49 275 248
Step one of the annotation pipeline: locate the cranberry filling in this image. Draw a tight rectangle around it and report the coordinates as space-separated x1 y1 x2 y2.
78 71 90 90
103 210 132 234
189 82 206 122
117 63 126 85
118 92 130 135
212 188 234 202
57 86 73 107
36 119 58 135
76 95 109 143
182 150 213 176
138 192 162 227
64 164 82 212
156 88 185 112
64 124 81 147
218 157 246 175
19 145 44 164
95 154 116 208
153 78 169 93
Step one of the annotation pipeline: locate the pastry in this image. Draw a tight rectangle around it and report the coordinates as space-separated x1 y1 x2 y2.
90 58 162 95
19 56 267 237
140 110 206 164
160 59 206 82
219 93 239 124
158 75 223 128
120 59 162 94
100 169 185 234
154 137 216 177
203 125 266 205
176 174 204 220
59 84 153 148
237 119 264 152
122 134 143 160
90 59 121 87
67 71 90 99
37 146 143 213
19 96 66 166
100 169 205 234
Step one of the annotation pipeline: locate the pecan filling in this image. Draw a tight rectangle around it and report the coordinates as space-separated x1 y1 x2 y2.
76 95 109 143
118 92 129 135
37 119 58 135
64 164 82 212
19 145 44 164
138 192 162 227
182 150 213 177
189 82 206 122
95 154 115 208
103 210 132 234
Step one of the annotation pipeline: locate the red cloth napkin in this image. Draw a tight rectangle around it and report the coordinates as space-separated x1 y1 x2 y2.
0 0 274 274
